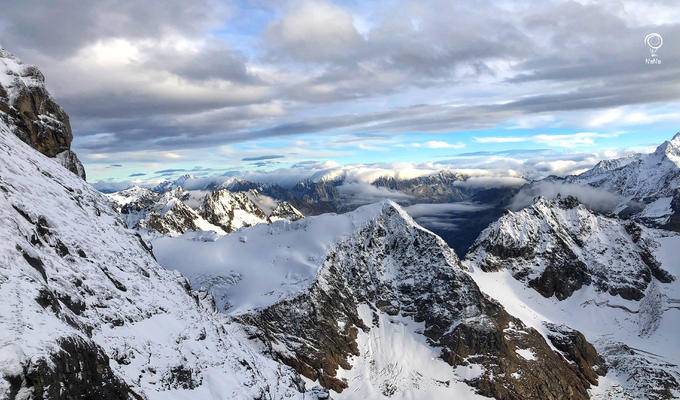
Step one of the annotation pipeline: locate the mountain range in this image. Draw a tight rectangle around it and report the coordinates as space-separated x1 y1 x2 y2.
1 46 679 400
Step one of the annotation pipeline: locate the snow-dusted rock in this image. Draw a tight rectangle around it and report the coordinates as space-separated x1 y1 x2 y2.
465 196 680 399
466 195 673 300
0 47 85 179
109 185 304 237
559 132 680 230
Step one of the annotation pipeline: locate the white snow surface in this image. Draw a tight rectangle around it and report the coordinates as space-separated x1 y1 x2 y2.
0 123 305 399
332 304 485 399
153 203 387 314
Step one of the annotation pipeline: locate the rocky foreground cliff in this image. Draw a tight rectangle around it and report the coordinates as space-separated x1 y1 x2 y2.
0 47 85 179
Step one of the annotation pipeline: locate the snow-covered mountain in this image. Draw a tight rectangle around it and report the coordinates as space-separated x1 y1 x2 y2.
465 196 680 399
557 133 680 230
0 111 311 399
108 186 303 237
153 201 605 399
0 47 85 179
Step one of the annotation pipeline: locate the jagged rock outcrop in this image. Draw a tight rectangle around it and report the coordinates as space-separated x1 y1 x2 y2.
0 47 85 179
464 194 680 399
466 196 674 301
268 201 304 222
543 323 607 385
201 189 268 232
235 202 602 399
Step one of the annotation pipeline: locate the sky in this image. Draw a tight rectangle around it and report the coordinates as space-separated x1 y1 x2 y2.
1 0 679 187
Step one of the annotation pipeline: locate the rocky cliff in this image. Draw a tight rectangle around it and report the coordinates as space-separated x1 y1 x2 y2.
0 47 85 179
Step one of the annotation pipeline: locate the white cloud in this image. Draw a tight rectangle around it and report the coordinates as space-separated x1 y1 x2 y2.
474 136 527 143
264 0 364 62
474 132 620 148
510 181 624 212
407 140 466 149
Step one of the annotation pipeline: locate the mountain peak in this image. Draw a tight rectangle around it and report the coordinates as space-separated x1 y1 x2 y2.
654 132 680 166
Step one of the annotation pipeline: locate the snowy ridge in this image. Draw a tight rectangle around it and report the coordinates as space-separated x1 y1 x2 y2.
153 201 390 314
108 186 303 237
467 195 673 301
0 48 44 104
557 132 680 229
0 121 306 398
566 132 680 199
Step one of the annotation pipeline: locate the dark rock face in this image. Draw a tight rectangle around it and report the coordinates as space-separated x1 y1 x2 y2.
544 323 607 385
240 205 599 399
666 189 680 233
0 48 85 179
5 337 134 400
529 259 591 300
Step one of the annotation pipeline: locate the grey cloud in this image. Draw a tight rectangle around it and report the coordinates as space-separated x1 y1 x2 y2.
404 202 489 218
509 181 624 212
241 155 285 161
0 0 228 57
129 172 147 177
336 182 413 206
155 168 187 175
3 0 680 164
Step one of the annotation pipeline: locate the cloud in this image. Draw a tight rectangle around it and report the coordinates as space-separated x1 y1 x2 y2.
2 0 680 175
474 136 527 144
129 172 147 177
241 155 285 161
264 0 364 63
155 168 187 175
408 140 466 149
404 202 489 218
474 132 621 148
336 182 413 206
453 176 527 189
509 181 624 212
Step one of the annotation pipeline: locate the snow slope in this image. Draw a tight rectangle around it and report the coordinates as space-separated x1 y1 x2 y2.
153 203 386 314
0 119 306 399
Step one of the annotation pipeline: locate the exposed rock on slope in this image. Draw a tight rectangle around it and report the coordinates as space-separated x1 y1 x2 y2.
466 196 673 300
0 47 85 179
201 189 269 232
